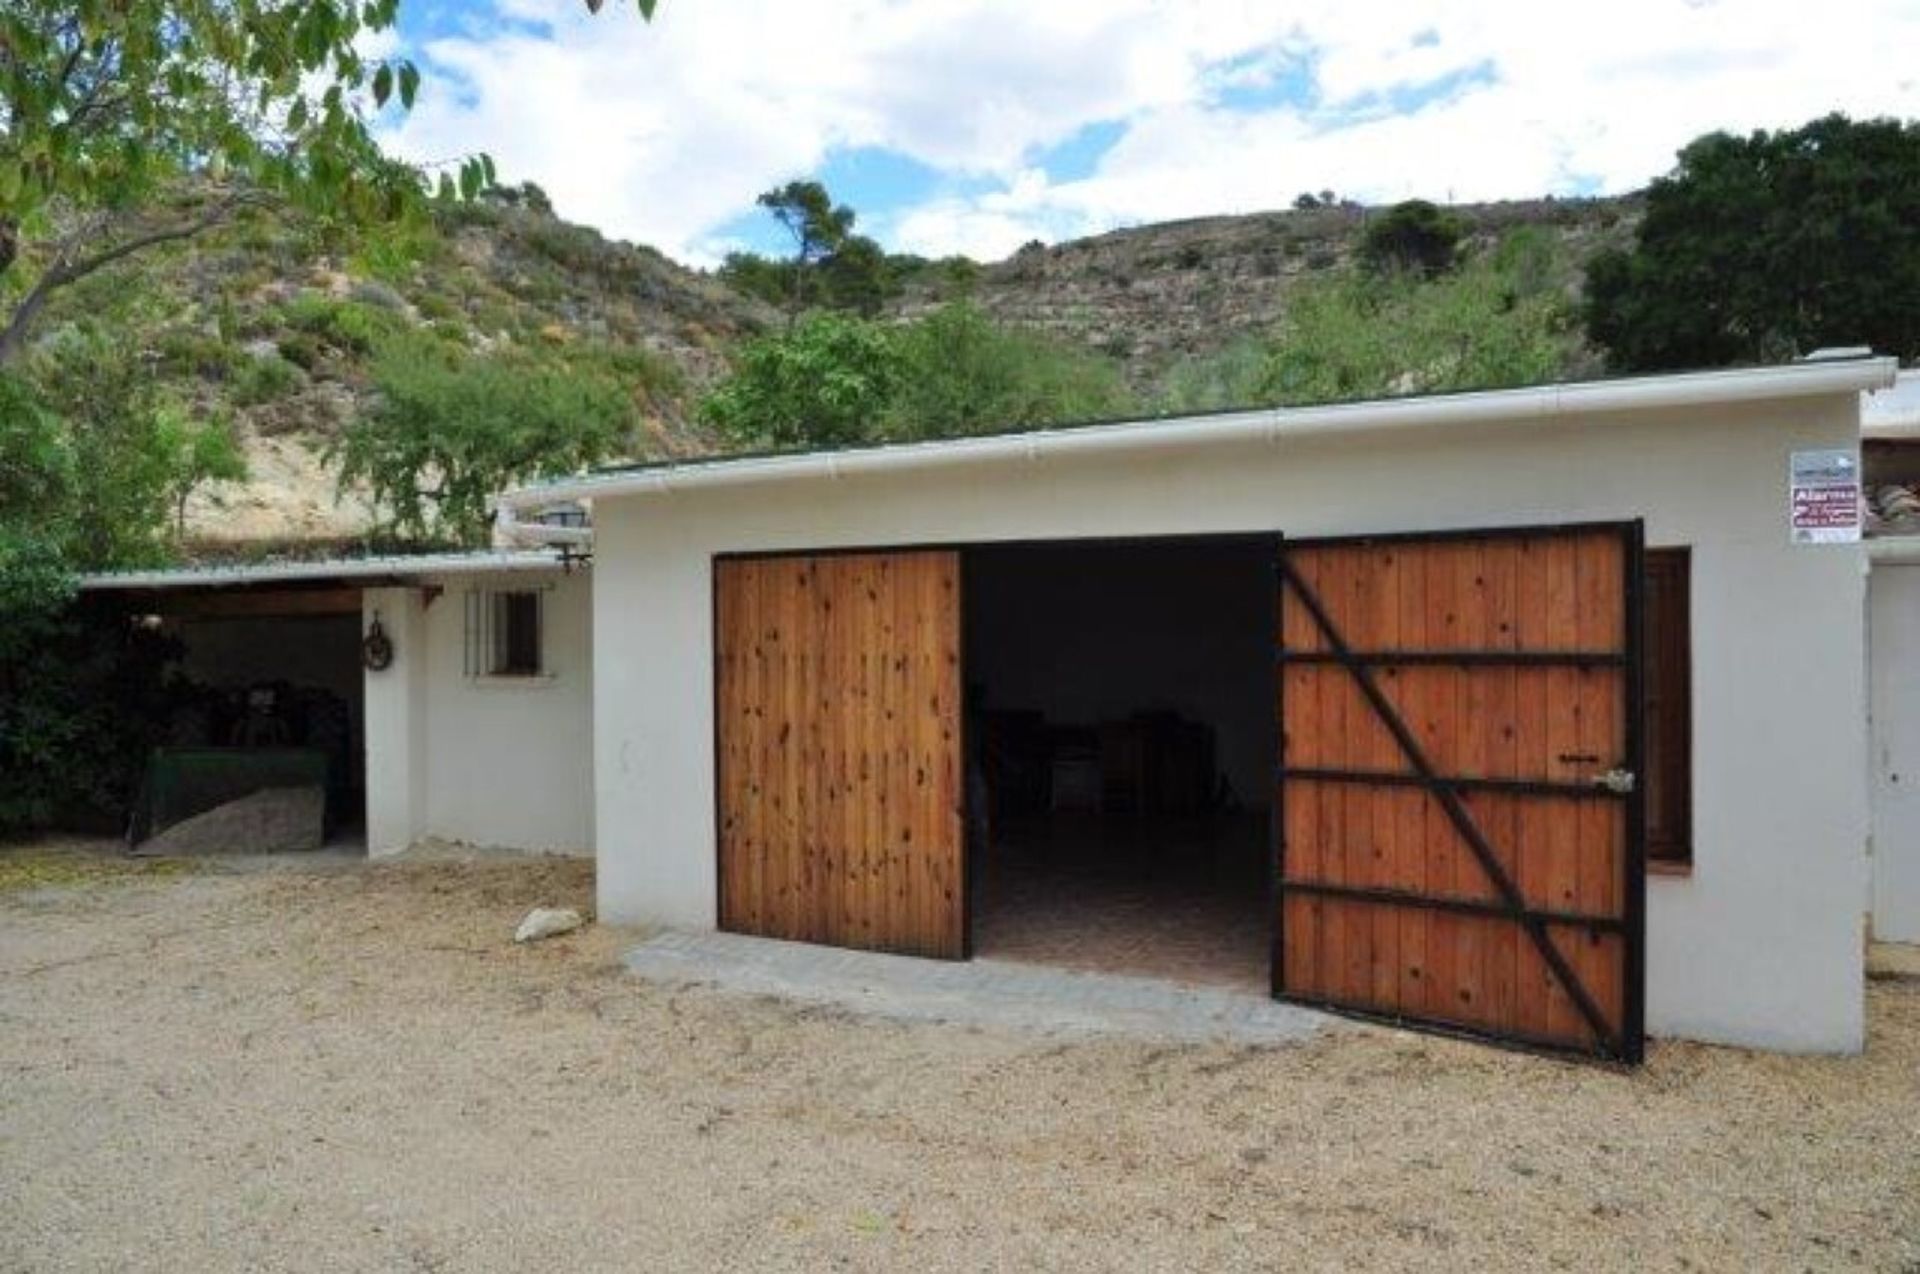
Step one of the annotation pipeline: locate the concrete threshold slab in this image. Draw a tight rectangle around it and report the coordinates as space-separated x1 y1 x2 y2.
624 930 1336 1046
1868 941 1920 981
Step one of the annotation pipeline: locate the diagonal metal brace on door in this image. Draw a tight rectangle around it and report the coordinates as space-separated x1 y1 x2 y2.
1277 554 1623 1057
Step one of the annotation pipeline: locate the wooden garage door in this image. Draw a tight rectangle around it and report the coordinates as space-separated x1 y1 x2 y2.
714 551 965 959
1276 525 1645 1061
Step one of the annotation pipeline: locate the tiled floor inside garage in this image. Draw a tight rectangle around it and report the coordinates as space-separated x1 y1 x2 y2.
970 814 1271 994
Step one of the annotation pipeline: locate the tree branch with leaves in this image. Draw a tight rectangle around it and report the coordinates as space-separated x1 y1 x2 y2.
0 0 657 365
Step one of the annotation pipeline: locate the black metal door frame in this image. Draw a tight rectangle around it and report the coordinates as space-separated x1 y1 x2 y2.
1271 520 1647 1064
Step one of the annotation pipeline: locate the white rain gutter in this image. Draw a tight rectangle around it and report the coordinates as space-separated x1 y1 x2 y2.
493 500 593 549
497 358 1898 510
78 550 574 592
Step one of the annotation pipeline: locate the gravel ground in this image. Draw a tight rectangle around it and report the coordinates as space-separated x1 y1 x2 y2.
1 842 1915 1273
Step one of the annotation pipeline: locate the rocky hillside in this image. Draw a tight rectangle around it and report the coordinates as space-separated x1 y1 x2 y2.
40 198 778 551
899 197 1641 385
36 193 1636 551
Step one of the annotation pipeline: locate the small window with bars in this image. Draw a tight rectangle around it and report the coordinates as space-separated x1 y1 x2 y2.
464 588 547 679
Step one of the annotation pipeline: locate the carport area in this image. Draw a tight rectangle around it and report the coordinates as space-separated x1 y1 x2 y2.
89 581 368 851
150 586 365 840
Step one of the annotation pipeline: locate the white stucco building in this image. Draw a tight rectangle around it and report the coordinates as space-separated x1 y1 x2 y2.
84 354 1920 1060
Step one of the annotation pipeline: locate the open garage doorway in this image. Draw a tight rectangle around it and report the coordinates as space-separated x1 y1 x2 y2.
964 537 1277 992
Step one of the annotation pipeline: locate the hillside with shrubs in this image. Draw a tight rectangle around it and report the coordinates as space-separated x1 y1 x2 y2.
12 185 1636 553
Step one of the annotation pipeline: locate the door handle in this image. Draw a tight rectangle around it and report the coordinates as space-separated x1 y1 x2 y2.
1592 768 1636 795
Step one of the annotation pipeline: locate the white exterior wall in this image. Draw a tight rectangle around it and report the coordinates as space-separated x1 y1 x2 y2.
589 396 1869 1052
362 568 595 856
363 586 427 855
1869 564 1920 943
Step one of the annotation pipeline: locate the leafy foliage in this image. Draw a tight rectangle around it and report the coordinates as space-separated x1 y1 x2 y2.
1 0 421 361
0 0 422 231
0 599 183 833
1584 114 1920 370
13 335 249 561
716 251 800 311
1155 336 1271 415
331 331 636 544
231 350 301 405
885 303 1134 439
156 405 247 536
0 348 246 833
0 0 653 361
718 180 935 317
699 310 905 448
1359 200 1466 278
700 303 1135 448
0 373 81 616
759 181 854 272
1163 230 1589 410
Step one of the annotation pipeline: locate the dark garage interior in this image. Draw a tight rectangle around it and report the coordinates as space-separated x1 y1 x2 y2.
964 538 1275 991
128 592 367 850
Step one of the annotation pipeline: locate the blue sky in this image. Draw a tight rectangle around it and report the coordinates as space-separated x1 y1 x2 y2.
375 0 1920 266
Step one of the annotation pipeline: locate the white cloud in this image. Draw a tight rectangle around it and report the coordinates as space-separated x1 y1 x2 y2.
378 0 1920 264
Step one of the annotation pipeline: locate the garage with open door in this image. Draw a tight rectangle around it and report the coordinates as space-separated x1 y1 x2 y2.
710 524 1645 1060
572 359 1888 1054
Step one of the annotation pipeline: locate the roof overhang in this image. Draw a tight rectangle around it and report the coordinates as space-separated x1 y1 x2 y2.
1862 368 1920 440
499 358 1898 510
1867 538 1920 566
78 549 576 594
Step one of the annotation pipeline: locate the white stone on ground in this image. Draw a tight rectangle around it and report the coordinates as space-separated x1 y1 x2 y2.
515 907 585 943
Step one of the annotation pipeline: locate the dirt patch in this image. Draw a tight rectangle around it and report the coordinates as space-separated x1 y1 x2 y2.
1 843 1915 1271
0 840 199 894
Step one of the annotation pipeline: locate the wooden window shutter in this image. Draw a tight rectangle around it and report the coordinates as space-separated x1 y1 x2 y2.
1643 548 1692 866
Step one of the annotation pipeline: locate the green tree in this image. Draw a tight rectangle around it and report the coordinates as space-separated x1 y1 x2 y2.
1262 231 1584 402
1584 114 1920 370
725 180 899 316
885 302 1134 438
816 233 894 316
0 0 655 364
760 181 853 267
0 347 248 832
1160 229 1589 410
157 407 248 540
717 250 801 309
699 310 905 447
0 372 83 614
699 303 1135 449
331 331 634 545
1359 199 1466 278
756 180 852 313
13 335 249 564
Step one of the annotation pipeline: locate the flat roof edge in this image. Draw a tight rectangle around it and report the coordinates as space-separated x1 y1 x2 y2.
503 358 1898 508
